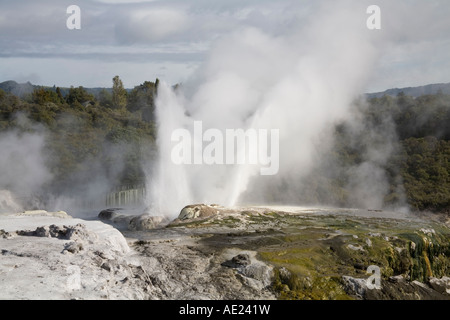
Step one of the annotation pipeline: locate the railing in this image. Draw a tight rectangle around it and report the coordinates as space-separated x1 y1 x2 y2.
1 186 147 211
105 186 146 207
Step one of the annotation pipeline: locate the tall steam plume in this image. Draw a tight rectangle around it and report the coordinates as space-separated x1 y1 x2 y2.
146 2 388 218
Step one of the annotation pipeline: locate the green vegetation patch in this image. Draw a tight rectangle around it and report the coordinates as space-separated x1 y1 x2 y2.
253 213 450 299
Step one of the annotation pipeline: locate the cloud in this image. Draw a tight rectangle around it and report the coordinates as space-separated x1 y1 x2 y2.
0 0 449 90
94 0 157 3
0 56 198 88
114 6 192 43
365 0 450 90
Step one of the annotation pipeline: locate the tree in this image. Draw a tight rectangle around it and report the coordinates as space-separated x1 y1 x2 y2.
127 81 156 121
99 88 112 108
112 75 127 110
31 88 61 105
66 86 95 106
56 87 64 104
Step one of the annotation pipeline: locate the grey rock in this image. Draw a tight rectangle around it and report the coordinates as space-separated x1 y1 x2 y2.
342 276 368 299
64 224 94 241
98 209 167 231
234 254 250 266
16 223 94 241
98 208 120 221
278 267 292 283
178 204 219 221
429 277 450 295
7 205 448 301
220 251 273 292
100 261 112 272
347 244 364 251
222 254 251 268
389 275 405 284
0 215 144 299
0 229 15 239
368 232 381 237
63 241 84 254
240 262 273 288
35 226 50 237
419 228 435 235
129 215 168 231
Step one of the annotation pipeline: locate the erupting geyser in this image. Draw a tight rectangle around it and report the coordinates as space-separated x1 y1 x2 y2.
146 3 383 219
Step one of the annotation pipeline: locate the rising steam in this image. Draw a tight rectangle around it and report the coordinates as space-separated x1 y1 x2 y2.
146 2 390 218
0 129 51 213
0 2 411 218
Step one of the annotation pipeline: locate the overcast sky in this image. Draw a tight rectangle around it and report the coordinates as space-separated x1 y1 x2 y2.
0 0 449 92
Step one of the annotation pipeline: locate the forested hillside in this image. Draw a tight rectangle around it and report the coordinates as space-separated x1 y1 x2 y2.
369 93 449 212
0 78 448 213
0 76 157 203
301 92 450 213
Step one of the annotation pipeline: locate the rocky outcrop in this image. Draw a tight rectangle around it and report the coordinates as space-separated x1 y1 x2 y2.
98 208 169 231
360 275 450 300
341 276 368 299
177 204 222 221
131 244 276 300
0 209 277 300
16 210 71 218
16 223 90 240
169 204 272 229
1 205 449 300
221 251 273 292
429 276 450 295
0 213 146 299
167 205 450 300
341 274 449 300
129 215 168 231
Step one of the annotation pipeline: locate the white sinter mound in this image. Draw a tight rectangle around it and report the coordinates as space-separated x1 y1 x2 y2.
0 210 149 300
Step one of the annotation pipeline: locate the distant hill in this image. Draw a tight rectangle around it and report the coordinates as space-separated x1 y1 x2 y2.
0 80 114 98
0 80 35 98
367 82 450 99
2 79 450 100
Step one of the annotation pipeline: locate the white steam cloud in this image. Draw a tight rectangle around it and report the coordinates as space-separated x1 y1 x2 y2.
147 2 387 218
0 129 51 213
0 111 147 216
